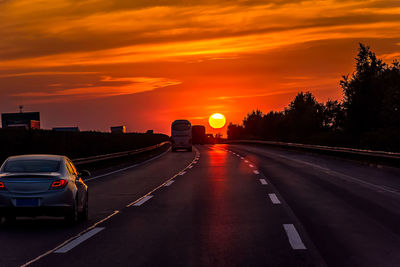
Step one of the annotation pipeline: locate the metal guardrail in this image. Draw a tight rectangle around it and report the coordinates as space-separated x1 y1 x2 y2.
72 141 170 165
226 140 400 165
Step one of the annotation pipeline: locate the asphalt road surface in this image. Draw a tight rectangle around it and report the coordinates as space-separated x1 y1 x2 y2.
1 144 399 267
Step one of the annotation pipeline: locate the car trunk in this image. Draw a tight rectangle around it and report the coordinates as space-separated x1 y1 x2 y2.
1 174 60 194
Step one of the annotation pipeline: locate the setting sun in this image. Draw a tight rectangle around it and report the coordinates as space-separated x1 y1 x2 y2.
209 113 226 129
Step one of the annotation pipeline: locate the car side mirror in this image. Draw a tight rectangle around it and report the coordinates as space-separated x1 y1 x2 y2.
79 170 91 177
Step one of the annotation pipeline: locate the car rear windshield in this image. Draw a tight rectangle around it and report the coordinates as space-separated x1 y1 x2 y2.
3 159 61 173
173 123 191 131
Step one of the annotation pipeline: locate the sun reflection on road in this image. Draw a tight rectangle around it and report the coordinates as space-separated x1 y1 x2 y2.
200 145 233 264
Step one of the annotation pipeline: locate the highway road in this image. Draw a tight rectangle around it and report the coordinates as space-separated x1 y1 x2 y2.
1 144 399 267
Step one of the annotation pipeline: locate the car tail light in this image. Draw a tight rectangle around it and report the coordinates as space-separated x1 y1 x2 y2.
50 179 68 189
0 181 6 190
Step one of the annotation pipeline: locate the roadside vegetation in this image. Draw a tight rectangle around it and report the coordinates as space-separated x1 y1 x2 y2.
0 129 169 163
228 44 400 152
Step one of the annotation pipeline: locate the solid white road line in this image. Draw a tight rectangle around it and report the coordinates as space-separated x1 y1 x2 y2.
283 224 307 250
268 193 281 204
259 179 268 185
163 180 174 187
249 164 254 168
133 195 153 206
253 170 260 175
54 228 105 253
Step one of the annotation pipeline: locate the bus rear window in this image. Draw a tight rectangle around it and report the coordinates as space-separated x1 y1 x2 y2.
173 123 191 131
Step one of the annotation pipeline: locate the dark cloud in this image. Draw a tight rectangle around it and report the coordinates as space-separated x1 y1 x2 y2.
1 1 400 62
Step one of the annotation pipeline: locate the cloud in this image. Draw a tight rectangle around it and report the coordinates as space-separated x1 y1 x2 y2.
216 90 301 100
1 0 400 67
2 20 400 71
0 71 99 78
11 76 182 101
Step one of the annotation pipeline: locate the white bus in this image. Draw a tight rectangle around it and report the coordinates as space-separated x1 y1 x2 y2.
171 120 192 152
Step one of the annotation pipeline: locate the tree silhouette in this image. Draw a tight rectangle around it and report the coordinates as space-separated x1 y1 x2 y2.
340 43 400 149
340 43 387 136
285 91 324 140
227 43 400 151
322 100 344 131
242 109 264 138
227 123 244 140
261 111 285 140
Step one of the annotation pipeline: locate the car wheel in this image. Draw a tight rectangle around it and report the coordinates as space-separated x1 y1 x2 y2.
78 194 89 221
65 198 78 224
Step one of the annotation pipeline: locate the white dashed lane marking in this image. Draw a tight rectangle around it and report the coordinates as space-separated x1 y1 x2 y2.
179 171 186 176
253 170 260 175
244 160 249 163
268 193 281 204
249 164 254 168
259 179 268 185
54 227 105 253
133 195 153 206
283 224 307 250
163 180 174 187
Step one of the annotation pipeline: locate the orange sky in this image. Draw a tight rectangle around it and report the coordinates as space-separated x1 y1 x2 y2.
1 0 400 135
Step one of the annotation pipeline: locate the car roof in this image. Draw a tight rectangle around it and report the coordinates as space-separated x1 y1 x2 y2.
6 154 65 161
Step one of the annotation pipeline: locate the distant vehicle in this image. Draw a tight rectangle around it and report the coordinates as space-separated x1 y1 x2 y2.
205 134 216 144
0 155 89 224
192 125 206 144
111 126 126 133
171 120 192 152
